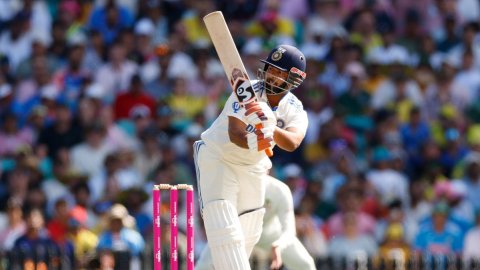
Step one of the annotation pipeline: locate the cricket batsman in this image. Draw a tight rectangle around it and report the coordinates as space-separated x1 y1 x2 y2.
193 44 308 269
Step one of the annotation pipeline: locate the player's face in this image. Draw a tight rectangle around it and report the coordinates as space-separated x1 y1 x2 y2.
265 66 288 85
264 66 291 95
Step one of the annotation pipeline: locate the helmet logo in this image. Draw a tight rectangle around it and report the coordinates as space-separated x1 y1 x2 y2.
271 47 286 61
290 67 306 79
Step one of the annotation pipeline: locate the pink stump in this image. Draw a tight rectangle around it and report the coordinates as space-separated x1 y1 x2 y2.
186 187 195 270
170 187 178 270
152 186 161 270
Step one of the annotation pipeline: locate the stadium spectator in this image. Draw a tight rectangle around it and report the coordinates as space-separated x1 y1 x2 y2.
375 200 418 244
94 42 138 102
328 211 378 259
295 194 328 259
70 121 112 178
414 201 463 255
53 35 90 112
0 198 26 252
113 74 155 120
324 182 377 239
96 204 144 267
463 210 480 261
68 205 98 268
0 112 34 157
47 198 70 244
461 153 480 209
10 208 64 269
366 146 410 209
377 223 411 266
36 101 83 159
87 0 134 45
0 11 33 70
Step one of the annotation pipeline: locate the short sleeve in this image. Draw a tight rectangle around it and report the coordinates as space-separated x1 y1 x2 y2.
284 109 308 135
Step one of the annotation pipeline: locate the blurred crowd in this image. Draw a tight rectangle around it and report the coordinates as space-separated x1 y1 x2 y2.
1 0 480 269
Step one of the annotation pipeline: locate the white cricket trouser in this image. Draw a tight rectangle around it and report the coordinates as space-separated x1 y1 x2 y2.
194 141 266 214
194 141 267 269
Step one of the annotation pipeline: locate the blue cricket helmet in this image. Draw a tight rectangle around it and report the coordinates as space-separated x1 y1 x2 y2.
259 45 307 93
261 44 307 73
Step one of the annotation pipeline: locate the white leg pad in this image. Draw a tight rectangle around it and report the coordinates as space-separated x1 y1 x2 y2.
239 208 265 256
203 200 251 270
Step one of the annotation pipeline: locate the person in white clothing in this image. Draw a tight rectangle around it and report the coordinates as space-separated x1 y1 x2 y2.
463 210 480 261
196 175 317 270
70 122 113 178
194 45 308 269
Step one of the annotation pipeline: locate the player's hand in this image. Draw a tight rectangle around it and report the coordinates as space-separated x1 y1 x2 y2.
246 126 274 152
244 101 276 128
270 245 283 270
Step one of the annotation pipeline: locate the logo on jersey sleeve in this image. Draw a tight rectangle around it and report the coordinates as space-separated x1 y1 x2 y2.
277 119 285 128
232 101 240 113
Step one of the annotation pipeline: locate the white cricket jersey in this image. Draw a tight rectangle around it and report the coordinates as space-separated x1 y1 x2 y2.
257 175 296 251
200 80 308 171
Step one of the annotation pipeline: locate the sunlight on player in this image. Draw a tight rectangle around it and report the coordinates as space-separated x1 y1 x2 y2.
194 44 307 270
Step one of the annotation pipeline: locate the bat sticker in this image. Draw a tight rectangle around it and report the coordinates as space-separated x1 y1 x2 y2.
230 68 248 85
234 79 255 104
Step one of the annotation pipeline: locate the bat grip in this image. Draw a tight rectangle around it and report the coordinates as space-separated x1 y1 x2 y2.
255 123 273 157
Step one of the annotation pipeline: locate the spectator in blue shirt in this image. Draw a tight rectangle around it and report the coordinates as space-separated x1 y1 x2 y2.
414 201 463 255
88 0 134 45
439 128 469 177
118 188 152 238
10 208 66 269
400 107 430 158
96 204 144 257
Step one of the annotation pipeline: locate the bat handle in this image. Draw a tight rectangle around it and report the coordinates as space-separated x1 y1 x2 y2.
265 147 273 157
255 123 274 157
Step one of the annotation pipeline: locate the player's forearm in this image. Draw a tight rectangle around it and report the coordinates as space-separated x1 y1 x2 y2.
229 133 248 149
229 129 249 149
228 116 249 149
273 127 304 152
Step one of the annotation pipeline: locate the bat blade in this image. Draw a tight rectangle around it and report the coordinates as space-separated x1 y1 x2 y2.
203 11 273 157
203 11 257 105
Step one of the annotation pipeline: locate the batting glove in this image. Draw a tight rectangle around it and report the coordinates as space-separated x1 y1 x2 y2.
246 126 275 152
244 101 276 128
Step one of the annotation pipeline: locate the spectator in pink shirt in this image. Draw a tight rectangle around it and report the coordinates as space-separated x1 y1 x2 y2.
324 182 377 239
258 0 309 21
0 113 34 157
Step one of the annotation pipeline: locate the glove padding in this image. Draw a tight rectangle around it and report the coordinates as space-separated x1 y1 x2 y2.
244 101 276 128
246 126 275 152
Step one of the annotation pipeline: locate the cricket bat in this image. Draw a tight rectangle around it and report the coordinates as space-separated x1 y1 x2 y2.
203 11 273 157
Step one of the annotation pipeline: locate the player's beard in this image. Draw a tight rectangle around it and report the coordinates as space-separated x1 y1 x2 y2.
258 68 291 95
265 79 289 95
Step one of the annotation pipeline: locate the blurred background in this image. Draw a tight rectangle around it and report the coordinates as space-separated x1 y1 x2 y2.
1 0 480 269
